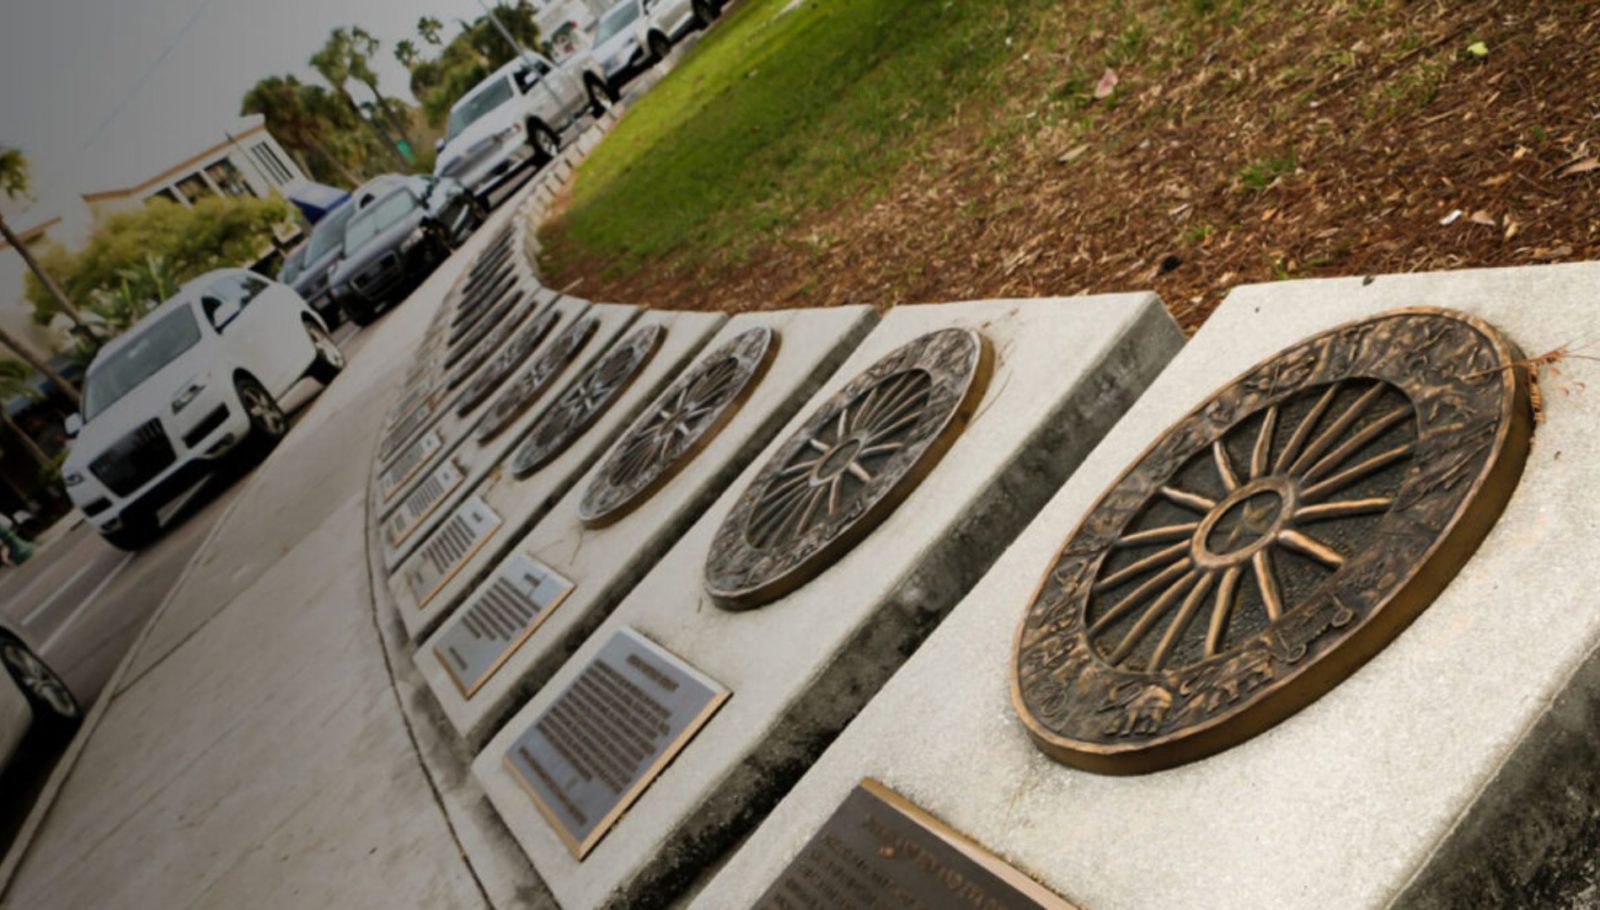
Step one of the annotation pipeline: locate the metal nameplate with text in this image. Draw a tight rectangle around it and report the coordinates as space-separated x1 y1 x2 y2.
504 628 729 859
756 779 1076 910
380 430 444 501
404 497 504 609
434 554 576 697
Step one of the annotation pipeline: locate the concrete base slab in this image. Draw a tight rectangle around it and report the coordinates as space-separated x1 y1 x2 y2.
689 263 1600 910
379 302 642 572
415 306 878 748
389 308 727 639
374 293 584 519
473 293 1184 910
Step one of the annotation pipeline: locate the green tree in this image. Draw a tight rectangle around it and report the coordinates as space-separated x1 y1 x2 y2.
241 75 365 186
311 29 408 169
418 16 445 46
410 3 543 128
395 39 421 69
24 195 293 360
0 359 53 475
0 149 82 403
0 149 99 345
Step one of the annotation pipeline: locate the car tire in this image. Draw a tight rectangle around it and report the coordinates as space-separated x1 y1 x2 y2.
586 77 618 117
649 32 672 66
344 299 379 327
236 374 288 456
304 319 345 385
693 0 717 28
0 634 80 726
528 121 561 167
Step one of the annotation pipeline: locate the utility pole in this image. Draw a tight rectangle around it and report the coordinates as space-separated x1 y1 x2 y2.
475 0 566 113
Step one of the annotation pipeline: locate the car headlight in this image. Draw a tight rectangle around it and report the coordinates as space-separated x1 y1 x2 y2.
171 381 206 414
400 227 430 252
64 470 85 487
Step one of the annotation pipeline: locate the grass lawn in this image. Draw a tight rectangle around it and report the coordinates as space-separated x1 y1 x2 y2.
544 0 1600 327
544 0 1056 274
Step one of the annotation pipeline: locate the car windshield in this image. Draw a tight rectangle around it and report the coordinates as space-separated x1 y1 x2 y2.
82 305 202 421
278 248 305 283
446 77 515 143
304 203 355 264
343 192 417 253
594 1 641 45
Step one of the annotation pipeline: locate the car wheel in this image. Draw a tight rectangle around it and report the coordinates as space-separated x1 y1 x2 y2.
528 121 561 167
304 320 345 385
344 299 379 327
649 32 672 66
101 509 159 552
693 0 717 28
1 634 81 725
587 78 617 117
236 374 288 456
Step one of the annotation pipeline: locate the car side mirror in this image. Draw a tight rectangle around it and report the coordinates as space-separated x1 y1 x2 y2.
64 413 82 438
435 137 445 153
211 299 243 331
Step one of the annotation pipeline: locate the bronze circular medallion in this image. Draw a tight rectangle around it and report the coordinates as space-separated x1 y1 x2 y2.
455 308 561 416
475 315 599 444
510 324 666 479
446 292 537 390
447 278 521 358
704 328 992 611
578 327 776 528
452 263 517 329
1011 308 1532 775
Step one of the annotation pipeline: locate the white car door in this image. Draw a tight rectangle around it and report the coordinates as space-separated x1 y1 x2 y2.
205 272 295 395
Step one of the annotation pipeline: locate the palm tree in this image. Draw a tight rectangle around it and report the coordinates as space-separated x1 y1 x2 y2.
395 39 421 70
241 76 364 186
346 27 415 162
0 359 55 474
0 148 100 342
418 16 445 46
311 29 409 169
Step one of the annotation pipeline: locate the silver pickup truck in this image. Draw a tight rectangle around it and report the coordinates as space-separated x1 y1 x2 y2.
433 52 613 207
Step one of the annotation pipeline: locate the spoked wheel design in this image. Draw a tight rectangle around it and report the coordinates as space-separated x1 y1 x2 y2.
1 636 80 720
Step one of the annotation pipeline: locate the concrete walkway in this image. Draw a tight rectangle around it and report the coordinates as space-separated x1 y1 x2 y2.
0 223 502 909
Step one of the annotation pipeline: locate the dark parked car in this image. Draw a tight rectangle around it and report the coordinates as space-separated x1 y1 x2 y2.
280 196 364 328
328 176 484 326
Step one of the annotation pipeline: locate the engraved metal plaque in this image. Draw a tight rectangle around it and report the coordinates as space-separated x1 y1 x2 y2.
705 328 992 610
476 316 600 444
405 497 505 608
385 460 465 548
380 430 444 502
379 394 442 464
756 780 1076 910
433 554 576 697
579 326 775 528
1012 308 1532 774
510 324 665 479
503 628 729 859
446 291 535 390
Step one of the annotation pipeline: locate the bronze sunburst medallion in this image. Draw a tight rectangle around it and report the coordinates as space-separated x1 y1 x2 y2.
454 308 560 415
475 315 599 444
1011 308 1532 774
704 328 992 611
509 324 665 478
578 327 776 528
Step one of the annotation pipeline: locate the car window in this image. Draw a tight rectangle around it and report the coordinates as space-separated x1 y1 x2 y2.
304 204 355 264
445 77 516 143
595 1 642 45
82 305 203 420
279 248 305 283
343 191 419 253
207 273 270 308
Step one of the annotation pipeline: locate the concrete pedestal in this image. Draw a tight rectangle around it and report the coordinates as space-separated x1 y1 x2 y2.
415 306 878 748
689 263 1600 910
388 308 727 638
472 293 1184 910
379 302 641 572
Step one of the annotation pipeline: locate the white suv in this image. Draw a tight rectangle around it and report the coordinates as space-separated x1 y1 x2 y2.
590 0 723 93
433 52 611 207
61 269 344 550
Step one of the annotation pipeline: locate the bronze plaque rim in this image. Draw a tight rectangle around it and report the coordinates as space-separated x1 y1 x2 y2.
578 326 777 529
1010 306 1533 775
704 327 993 611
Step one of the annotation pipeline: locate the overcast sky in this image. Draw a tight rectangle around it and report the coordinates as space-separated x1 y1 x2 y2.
0 0 494 206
